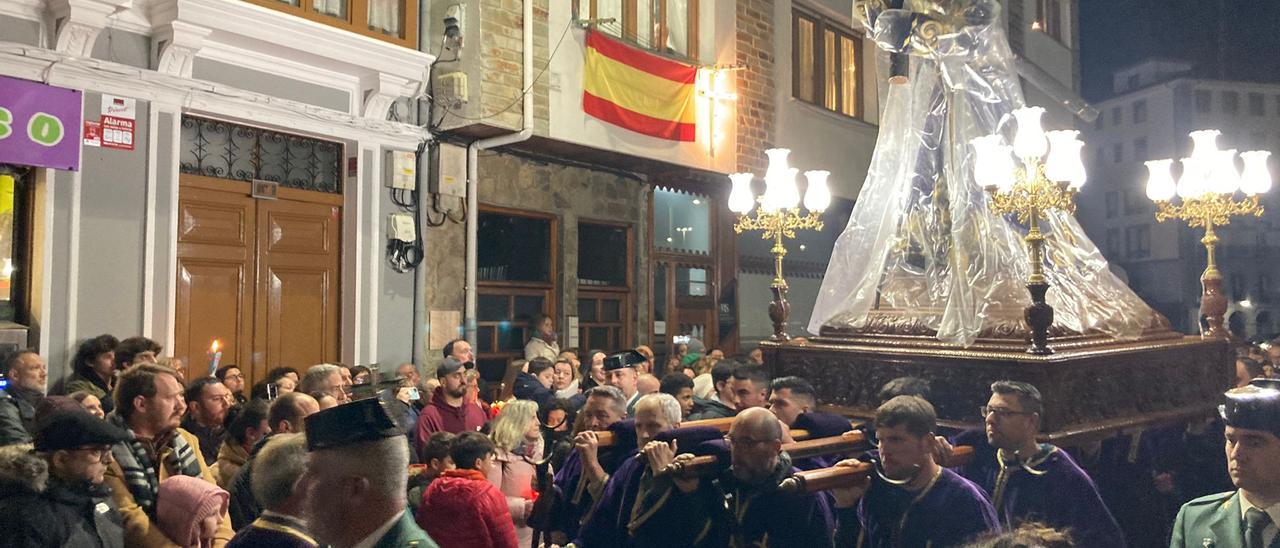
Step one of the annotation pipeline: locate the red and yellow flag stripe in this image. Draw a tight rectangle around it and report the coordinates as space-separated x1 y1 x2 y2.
582 31 698 142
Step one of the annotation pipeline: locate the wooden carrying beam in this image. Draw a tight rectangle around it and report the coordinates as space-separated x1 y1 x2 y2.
590 415 848 447
776 445 977 494
660 431 869 477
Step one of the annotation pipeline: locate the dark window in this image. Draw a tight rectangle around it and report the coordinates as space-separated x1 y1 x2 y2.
1250 92 1266 116
578 223 629 287
1111 107 1121 126
1106 192 1119 219
1094 115 1104 130
1036 0 1064 43
1231 273 1247 301
1134 138 1148 161
578 293 628 351
792 10 863 119
576 0 699 58
1124 225 1150 258
1223 91 1240 115
1113 143 1123 164
1195 90 1212 113
478 212 552 283
1127 74 1139 91
1105 228 1120 257
1132 100 1147 123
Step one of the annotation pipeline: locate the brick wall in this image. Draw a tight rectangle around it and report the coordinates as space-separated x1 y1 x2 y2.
476 0 551 131
736 0 776 175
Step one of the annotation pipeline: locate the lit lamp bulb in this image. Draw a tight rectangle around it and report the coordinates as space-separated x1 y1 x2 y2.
778 168 801 209
1177 157 1206 200
803 170 831 212
1240 150 1273 195
1188 130 1221 163
728 173 756 214
1144 159 1177 202
1044 130 1087 188
1210 150 1241 195
761 148 792 213
972 134 1017 192
1011 106 1049 160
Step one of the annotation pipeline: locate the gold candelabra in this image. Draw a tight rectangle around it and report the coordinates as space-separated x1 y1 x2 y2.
727 150 830 341
973 107 1087 355
984 165 1079 355
1145 131 1273 339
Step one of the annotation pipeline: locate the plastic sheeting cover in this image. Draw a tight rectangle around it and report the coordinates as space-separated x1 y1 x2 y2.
808 0 1162 346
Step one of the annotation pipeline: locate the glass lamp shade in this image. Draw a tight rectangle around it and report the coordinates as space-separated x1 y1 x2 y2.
1177 157 1207 200
1209 150 1240 195
727 172 756 214
1188 130 1221 163
777 168 801 209
1144 159 1177 201
1011 106 1049 160
972 134 1018 191
1044 130 1086 188
760 148 793 213
1240 150 1273 195
803 170 831 212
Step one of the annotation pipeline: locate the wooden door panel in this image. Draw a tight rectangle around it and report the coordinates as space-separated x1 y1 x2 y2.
261 267 335 369
179 203 251 246
174 260 253 374
264 210 337 254
174 184 256 373
255 198 341 374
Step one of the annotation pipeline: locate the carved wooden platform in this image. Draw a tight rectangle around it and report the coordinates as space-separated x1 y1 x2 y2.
762 329 1231 444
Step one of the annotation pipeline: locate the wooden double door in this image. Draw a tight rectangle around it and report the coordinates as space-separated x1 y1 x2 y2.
173 175 341 385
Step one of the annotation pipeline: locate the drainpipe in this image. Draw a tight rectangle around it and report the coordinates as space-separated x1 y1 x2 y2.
464 0 535 344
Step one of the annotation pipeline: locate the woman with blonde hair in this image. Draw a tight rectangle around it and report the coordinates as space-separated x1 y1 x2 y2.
486 400 543 546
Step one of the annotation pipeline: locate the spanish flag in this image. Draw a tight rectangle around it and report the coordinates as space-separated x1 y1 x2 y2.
583 31 697 142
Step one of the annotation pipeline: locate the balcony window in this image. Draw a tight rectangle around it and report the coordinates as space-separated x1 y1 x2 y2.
245 0 417 48
577 0 699 59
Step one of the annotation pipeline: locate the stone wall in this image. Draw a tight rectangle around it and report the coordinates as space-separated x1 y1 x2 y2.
422 150 651 371
735 0 777 174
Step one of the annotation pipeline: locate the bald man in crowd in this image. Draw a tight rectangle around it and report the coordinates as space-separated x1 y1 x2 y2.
629 407 836 546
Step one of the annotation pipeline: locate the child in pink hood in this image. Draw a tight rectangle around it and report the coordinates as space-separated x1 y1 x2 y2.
156 475 230 548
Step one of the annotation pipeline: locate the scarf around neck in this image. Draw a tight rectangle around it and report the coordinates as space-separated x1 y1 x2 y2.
107 413 204 516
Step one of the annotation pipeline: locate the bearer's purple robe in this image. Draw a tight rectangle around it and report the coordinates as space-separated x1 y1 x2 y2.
955 437 1125 548
854 467 999 547
629 452 836 548
574 426 723 547
548 420 635 540
791 411 855 471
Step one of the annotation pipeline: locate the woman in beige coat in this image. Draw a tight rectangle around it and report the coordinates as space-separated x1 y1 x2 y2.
523 314 560 361
486 400 544 546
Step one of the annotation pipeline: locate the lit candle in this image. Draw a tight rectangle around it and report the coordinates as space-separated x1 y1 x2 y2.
207 340 222 377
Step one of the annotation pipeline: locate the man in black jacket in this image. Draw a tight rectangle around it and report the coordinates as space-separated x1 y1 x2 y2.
0 349 47 446
689 360 737 420
0 409 129 547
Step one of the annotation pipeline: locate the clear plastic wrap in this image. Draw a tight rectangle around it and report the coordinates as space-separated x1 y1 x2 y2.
808 1 1162 345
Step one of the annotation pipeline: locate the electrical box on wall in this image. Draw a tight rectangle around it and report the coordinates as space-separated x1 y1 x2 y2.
386 150 417 190
388 213 416 242
436 72 469 106
430 142 467 198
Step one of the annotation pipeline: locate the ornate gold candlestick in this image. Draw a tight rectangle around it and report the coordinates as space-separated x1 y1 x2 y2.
1145 132 1272 339
728 150 830 341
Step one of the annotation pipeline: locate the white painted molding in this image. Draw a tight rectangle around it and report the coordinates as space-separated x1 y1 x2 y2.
0 42 427 148
151 0 434 89
152 19 209 77
196 40 359 109
65 169 80 345
141 101 158 337
361 72 416 120
49 0 133 57
3 0 46 21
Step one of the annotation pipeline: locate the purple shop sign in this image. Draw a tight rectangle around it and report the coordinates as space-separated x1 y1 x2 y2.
0 75 83 171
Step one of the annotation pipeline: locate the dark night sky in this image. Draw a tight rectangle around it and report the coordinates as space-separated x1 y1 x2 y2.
1079 0 1280 101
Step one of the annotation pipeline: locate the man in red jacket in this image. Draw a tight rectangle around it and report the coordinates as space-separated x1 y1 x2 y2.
415 358 488 459
416 431 518 548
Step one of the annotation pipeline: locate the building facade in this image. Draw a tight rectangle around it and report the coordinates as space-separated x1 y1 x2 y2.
0 0 431 384
1078 59 1280 339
